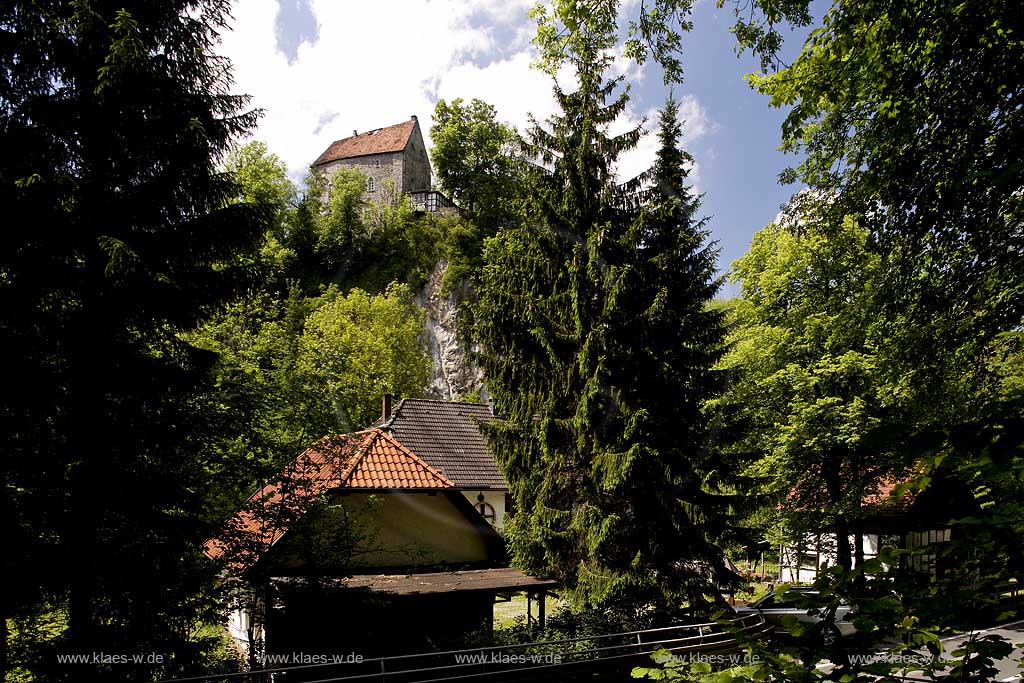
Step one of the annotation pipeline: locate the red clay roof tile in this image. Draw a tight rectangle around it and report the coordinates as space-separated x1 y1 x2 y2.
313 118 416 166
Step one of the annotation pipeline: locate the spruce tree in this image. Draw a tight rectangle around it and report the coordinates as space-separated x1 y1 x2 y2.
475 1 734 617
601 94 735 608
2 2 270 679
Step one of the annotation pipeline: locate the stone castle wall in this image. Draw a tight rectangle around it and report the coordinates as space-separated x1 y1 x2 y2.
401 123 432 192
318 151 404 196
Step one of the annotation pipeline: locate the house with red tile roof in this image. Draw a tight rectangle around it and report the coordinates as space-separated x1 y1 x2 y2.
375 397 511 532
777 473 978 583
204 428 480 572
207 422 550 662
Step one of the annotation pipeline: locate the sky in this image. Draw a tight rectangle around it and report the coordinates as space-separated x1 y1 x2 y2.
219 0 815 290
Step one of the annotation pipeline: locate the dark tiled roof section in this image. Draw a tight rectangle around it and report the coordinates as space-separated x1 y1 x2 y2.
313 118 416 165
378 398 509 489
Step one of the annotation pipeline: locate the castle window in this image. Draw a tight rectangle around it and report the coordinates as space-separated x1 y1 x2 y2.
367 177 375 192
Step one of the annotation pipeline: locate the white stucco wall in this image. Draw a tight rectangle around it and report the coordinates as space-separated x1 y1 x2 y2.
227 604 249 645
346 492 492 568
779 533 885 583
462 490 507 534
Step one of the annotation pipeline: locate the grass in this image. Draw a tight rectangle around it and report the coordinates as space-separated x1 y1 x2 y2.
735 559 781 580
493 592 567 629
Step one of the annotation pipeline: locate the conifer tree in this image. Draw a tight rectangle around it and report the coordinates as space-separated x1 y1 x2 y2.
2 1 270 679
602 95 735 606
474 1 733 615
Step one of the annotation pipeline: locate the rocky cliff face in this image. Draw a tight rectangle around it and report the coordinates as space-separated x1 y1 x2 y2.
415 258 487 401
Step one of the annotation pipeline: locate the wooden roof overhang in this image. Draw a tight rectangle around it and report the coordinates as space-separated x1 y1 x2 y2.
272 568 558 596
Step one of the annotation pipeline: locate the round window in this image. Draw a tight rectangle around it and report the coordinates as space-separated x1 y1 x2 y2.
476 502 496 523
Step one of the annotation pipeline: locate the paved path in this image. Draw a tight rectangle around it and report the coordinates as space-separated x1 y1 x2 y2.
816 619 1023 680
937 619 1023 682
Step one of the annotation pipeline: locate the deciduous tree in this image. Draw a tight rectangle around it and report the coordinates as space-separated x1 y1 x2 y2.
722 199 905 571
741 0 1024 368
430 98 524 227
299 284 431 431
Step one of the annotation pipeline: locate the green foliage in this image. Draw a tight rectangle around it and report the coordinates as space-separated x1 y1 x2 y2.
196 141 451 455
193 282 431 486
275 166 445 294
718 0 813 71
224 141 295 216
720 203 909 566
320 166 369 264
356 181 445 293
300 284 431 431
190 287 329 497
430 98 525 228
745 0 1024 367
1 0 272 679
636 552 1023 682
437 217 487 294
569 0 1024 678
532 0 697 85
475 1 733 615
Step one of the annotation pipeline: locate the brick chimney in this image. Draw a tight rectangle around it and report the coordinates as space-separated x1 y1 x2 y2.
353 129 358 137
382 393 393 420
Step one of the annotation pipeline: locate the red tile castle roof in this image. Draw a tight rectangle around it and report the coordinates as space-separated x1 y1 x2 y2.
204 428 452 566
313 118 417 166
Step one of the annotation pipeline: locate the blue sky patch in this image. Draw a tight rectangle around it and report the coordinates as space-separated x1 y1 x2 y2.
275 0 319 64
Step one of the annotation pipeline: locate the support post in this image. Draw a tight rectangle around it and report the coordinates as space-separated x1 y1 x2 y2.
537 591 546 631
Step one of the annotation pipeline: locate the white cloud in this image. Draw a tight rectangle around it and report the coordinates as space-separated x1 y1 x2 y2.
437 51 557 130
218 0 713 190
615 94 712 189
219 0 547 180
676 93 713 141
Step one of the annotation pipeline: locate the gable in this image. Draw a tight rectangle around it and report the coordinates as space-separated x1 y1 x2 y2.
203 428 454 571
346 428 452 489
264 491 504 574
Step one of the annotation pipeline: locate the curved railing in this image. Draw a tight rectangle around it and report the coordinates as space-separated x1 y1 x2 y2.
155 613 770 683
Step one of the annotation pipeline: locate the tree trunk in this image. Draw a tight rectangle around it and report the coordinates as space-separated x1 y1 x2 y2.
1 607 8 682
835 519 852 571
66 315 103 682
853 523 865 569
823 454 852 571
